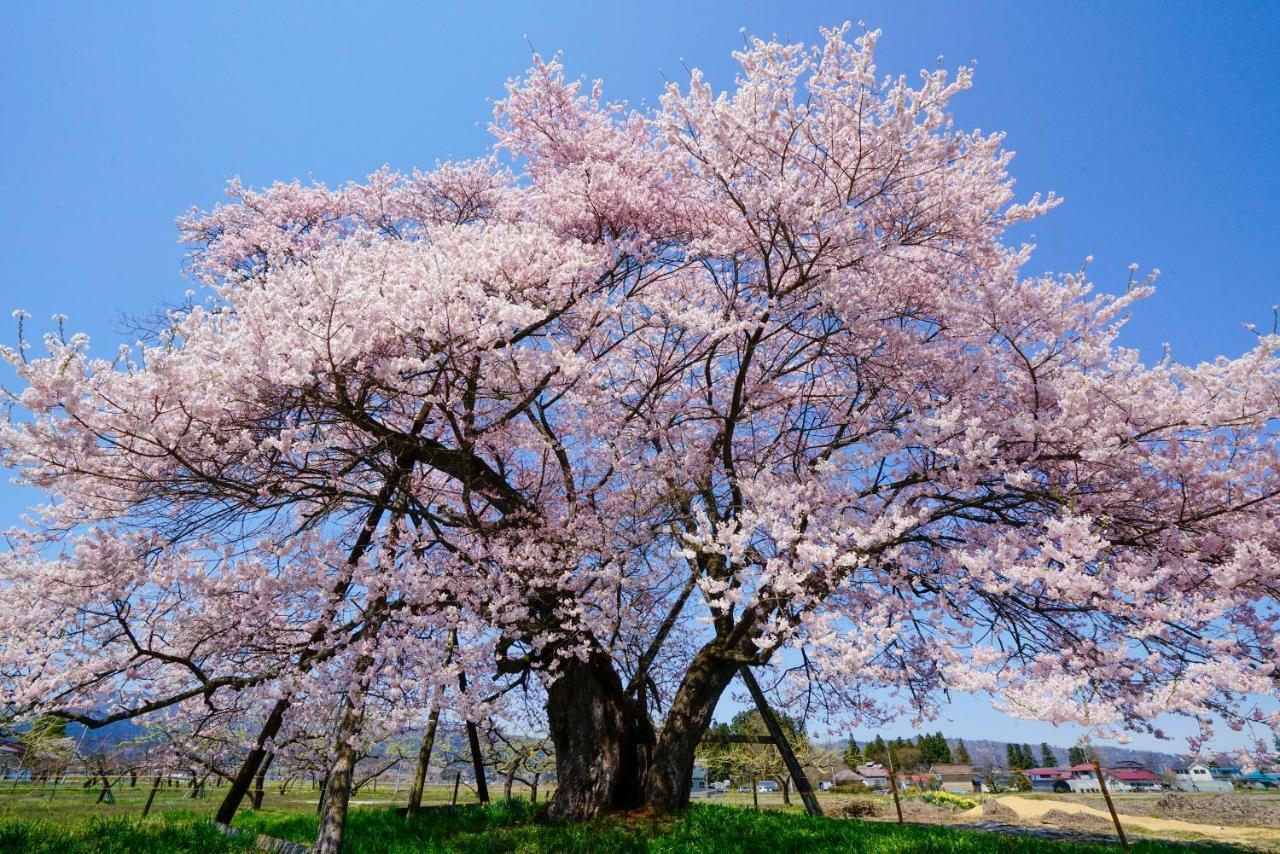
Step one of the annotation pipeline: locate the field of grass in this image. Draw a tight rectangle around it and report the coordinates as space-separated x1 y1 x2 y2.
0 793 1259 853
0 776 475 823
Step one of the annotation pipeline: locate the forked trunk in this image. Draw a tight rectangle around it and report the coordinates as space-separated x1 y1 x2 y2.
643 644 744 813
544 651 649 820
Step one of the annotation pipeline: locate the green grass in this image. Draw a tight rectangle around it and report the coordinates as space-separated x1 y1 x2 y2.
0 795 1258 853
0 811 254 853
234 801 1247 854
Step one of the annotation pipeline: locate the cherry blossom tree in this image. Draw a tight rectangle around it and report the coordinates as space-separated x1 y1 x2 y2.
3 24 1279 851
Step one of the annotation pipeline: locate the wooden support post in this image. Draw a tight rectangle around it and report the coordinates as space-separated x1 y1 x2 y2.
885 745 904 824
738 666 823 817
141 773 163 819
751 774 758 810
464 720 489 804
451 771 462 806
1093 760 1130 853
456 646 489 805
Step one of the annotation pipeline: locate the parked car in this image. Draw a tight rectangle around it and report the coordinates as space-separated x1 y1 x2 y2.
756 781 778 793
737 786 750 793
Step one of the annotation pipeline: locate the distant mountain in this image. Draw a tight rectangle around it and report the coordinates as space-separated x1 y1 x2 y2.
950 738 1180 771
820 735 1182 772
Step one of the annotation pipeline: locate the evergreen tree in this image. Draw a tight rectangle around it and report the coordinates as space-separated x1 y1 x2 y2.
1040 743 1057 768
954 739 972 764
1067 746 1087 766
843 738 863 769
866 735 889 765
936 732 953 764
1006 743 1021 770
1021 744 1036 769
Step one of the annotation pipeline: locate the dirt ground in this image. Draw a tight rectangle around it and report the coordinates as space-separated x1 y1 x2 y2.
814 790 1280 850
1080 792 1280 828
960 794 1280 849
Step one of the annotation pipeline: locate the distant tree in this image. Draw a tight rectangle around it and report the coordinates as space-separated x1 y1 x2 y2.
1040 743 1057 768
916 732 952 765
936 733 953 764
954 740 972 765
1067 746 1088 766
864 735 920 772
1014 770 1032 792
1006 743 1022 770
696 720 736 782
17 716 76 781
696 709 812 805
865 735 889 765
843 738 863 769
1021 744 1036 769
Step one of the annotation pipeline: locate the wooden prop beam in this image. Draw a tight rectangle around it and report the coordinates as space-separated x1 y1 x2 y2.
737 666 823 817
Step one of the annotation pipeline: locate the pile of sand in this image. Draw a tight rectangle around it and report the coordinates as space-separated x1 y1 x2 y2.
980 798 1021 823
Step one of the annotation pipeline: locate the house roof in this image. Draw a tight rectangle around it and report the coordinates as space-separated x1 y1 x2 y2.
856 764 890 778
1110 770 1160 782
1067 763 1097 773
0 741 25 756
1026 767 1070 778
930 764 973 776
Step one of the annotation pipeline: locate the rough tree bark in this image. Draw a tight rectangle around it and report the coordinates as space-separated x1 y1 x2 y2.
314 694 365 854
404 705 441 817
543 650 651 819
641 643 744 813
214 698 287 824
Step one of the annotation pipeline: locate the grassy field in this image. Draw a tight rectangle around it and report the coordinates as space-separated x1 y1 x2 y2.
0 781 1263 853
0 775 467 823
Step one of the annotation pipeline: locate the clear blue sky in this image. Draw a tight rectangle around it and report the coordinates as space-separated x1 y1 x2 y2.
2 1 1278 755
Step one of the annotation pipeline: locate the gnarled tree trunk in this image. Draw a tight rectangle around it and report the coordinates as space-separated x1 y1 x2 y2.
544 651 650 820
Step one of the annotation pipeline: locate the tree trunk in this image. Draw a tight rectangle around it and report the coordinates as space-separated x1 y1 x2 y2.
314 695 364 854
544 651 650 820
215 698 287 824
642 643 742 813
504 770 515 800
405 705 441 817
529 772 539 803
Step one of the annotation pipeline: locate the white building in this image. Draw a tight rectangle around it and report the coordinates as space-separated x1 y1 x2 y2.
1172 762 1233 793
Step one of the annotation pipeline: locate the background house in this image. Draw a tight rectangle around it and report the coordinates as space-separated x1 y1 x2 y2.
1026 767 1072 793
690 765 708 796
930 763 974 794
0 740 26 780
1109 769 1161 791
832 768 864 787
855 763 892 790
1172 763 1234 793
